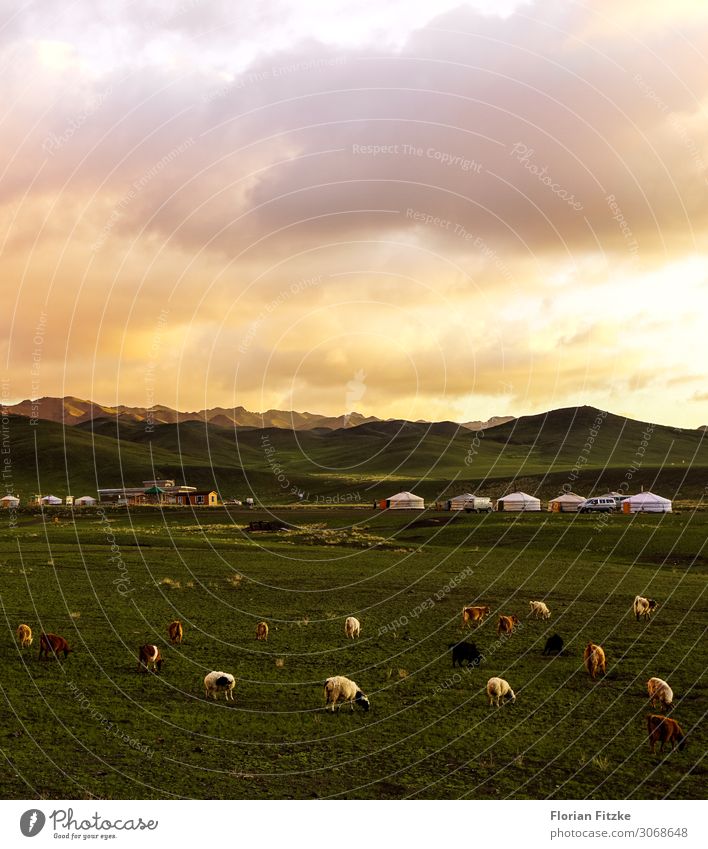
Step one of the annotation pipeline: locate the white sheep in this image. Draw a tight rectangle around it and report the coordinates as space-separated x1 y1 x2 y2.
344 616 361 639
634 595 658 621
204 670 236 700
486 676 516 707
528 600 550 619
323 675 370 712
647 677 674 710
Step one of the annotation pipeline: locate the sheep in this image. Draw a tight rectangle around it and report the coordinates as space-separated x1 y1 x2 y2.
462 605 490 627
543 634 564 656
634 595 658 621
137 644 164 673
647 715 686 753
647 677 674 711
168 620 183 644
584 643 606 679
344 616 361 639
204 671 236 700
486 677 515 707
449 641 483 668
16 624 33 648
528 600 550 619
497 614 519 636
323 675 370 712
38 633 71 660
256 621 269 641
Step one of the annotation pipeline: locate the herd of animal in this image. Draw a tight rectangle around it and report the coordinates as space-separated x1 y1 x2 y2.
13 594 687 753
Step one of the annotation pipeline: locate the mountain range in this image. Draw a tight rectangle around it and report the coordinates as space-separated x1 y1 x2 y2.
2 402 705 503
3 396 513 431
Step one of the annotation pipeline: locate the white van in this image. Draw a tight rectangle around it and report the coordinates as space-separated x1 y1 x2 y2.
577 497 617 514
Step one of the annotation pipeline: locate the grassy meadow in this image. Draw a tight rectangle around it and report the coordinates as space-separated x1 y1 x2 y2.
0 506 706 800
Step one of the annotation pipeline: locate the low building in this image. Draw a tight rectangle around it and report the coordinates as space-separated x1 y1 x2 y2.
496 491 541 512
377 491 425 510
173 490 219 507
548 492 585 512
74 495 97 507
622 491 672 513
446 493 492 512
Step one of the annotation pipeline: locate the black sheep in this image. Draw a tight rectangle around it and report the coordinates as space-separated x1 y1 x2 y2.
449 641 483 668
543 633 564 655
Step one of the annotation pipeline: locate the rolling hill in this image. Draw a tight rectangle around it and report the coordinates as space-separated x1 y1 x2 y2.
2 405 706 503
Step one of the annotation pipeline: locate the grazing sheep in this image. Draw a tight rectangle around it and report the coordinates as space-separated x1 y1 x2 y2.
583 643 606 679
647 714 686 753
204 671 236 700
344 616 361 639
256 621 269 641
137 644 164 673
543 634 564 656
38 633 71 660
168 620 183 644
634 595 658 621
528 600 550 620
449 641 483 668
323 676 370 712
496 614 519 636
16 624 33 648
462 605 490 627
486 677 515 707
647 677 674 710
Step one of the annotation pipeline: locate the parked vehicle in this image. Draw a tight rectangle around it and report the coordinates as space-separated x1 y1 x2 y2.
578 496 619 514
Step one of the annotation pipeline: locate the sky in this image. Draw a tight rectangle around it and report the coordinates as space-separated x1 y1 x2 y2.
1 0 707 427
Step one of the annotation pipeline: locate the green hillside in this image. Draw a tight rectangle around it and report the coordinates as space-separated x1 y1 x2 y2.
3 406 707 503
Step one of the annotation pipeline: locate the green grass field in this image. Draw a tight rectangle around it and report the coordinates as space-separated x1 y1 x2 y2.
0 506 706 800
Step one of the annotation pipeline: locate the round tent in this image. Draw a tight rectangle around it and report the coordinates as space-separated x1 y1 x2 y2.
548 492 585 513
447 493 476 510
382 491 424 510
41 495 62 506
622 491 672 513
0 494 19 508
496 491 541 512
74 495 97 506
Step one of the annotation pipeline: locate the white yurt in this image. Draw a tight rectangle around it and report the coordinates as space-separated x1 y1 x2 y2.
74 495 97 507
547 492 585 512
447 492 476 510
496 491 541 512
622 491 672 513
0 494 20 508
383 491 425 510
41 495 62 506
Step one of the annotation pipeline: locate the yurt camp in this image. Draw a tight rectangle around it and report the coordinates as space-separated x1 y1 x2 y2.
547 492 585 512
446 493 492 512
496 491 541 512
0 494 19 508
378 491 425 510
622 491 672 513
